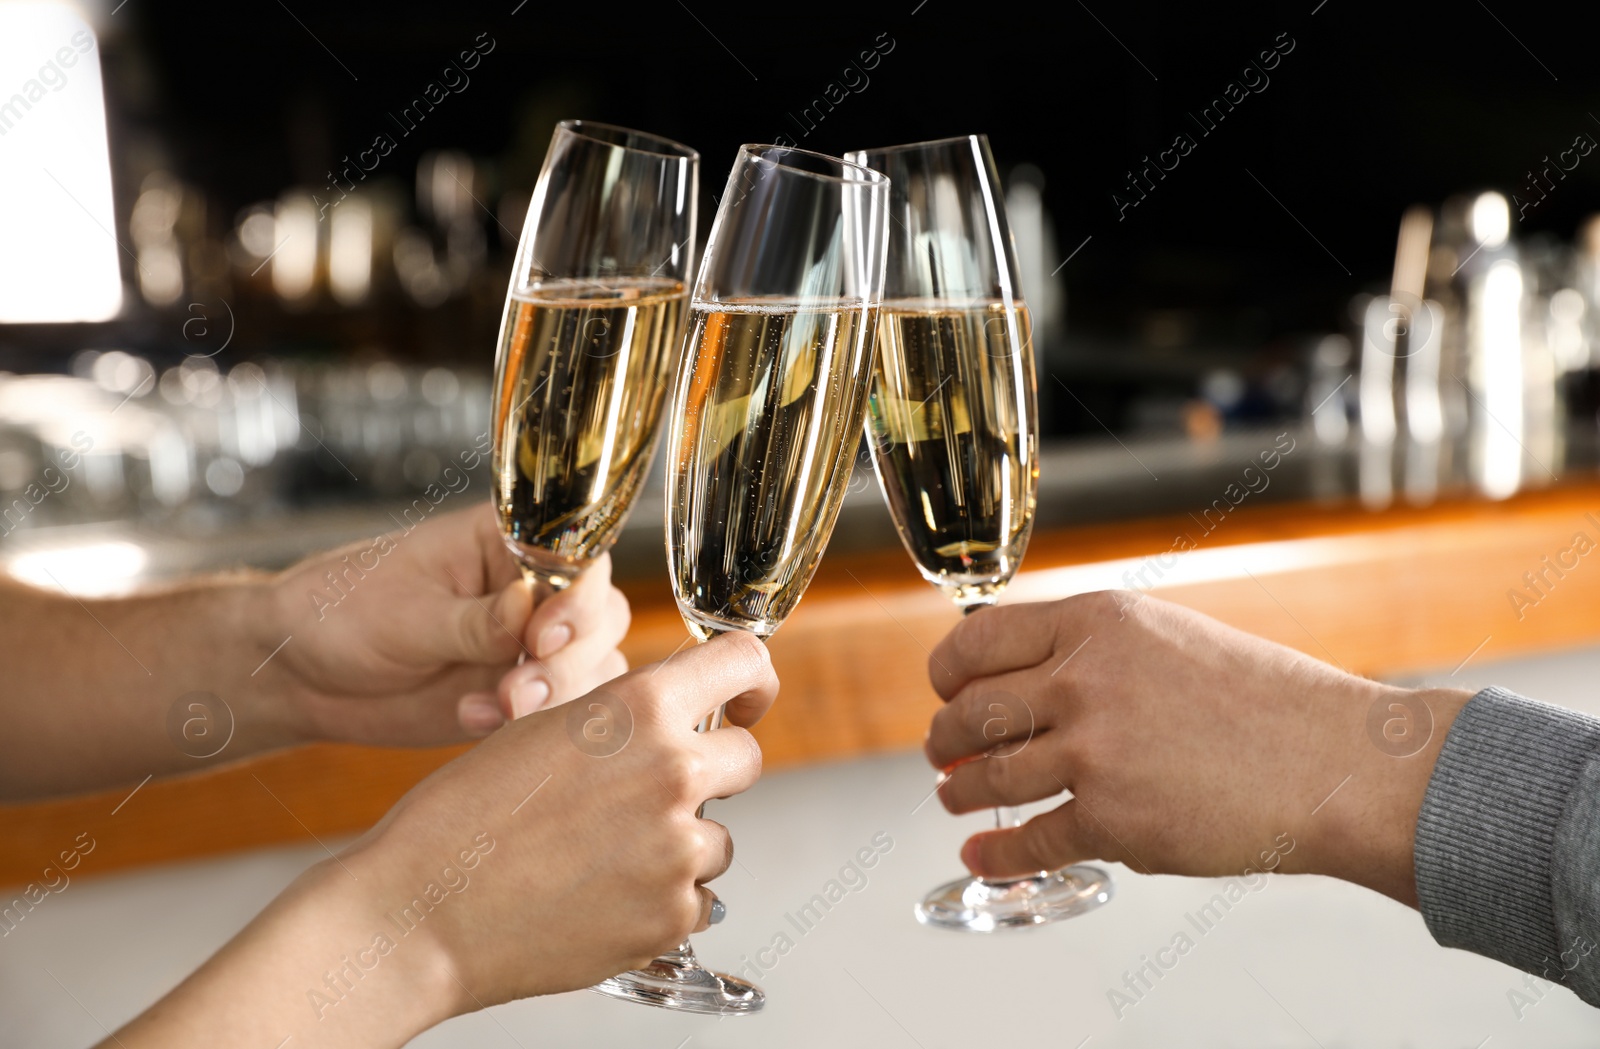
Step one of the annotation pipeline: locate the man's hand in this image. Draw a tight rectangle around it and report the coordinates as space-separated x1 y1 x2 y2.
925 591 1472 906
266 502 630 746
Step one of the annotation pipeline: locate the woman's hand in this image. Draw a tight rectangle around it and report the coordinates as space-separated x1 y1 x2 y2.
360 629 776 1003
104 631 776 1047
924 591 1472 905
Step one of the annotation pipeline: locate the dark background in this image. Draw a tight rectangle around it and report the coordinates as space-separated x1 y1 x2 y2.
31 0 1600 433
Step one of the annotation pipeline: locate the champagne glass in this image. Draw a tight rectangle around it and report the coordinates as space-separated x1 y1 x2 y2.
846 135 1113 931
492 120 697 601
592 144 889 1013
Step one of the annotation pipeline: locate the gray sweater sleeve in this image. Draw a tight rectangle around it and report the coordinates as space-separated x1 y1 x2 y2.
1415 686 1600 1002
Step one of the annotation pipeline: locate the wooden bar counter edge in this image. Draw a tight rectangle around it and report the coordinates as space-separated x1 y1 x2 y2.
7 479 1600 888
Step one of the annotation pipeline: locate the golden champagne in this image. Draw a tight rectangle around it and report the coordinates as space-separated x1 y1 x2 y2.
865 300 1038 607
667 299 878 638
493 277 684 587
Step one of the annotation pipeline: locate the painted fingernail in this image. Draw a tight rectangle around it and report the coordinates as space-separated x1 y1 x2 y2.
536 623 573 659
510 678 551 718
709 898 726 924
459 694 505 735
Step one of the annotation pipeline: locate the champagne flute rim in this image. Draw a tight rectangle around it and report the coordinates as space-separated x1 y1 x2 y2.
557 118 700 161
845 133 989 159
687 294 883 312
877 295 1028 308
738 143 889 187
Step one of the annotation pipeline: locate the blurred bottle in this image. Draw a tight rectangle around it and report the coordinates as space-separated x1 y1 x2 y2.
1348 191 1569 505
1559 216 1600 438
1433 193 1562 499
1005 164 1065 351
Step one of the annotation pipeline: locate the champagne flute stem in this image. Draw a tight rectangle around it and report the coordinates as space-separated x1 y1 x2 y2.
698 702 726 734
957 599 1018 844
515 568 566 666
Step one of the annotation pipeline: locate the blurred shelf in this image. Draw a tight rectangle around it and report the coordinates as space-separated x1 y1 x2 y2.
0 424 1350 589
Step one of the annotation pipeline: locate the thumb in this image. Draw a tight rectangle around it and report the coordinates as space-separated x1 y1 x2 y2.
449 577 533 665
961 802 1094 879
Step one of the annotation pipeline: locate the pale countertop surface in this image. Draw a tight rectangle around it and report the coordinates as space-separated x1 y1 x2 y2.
7 646 1600 1048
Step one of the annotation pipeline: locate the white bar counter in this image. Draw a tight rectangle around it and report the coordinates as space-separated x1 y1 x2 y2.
6 647 1600 1047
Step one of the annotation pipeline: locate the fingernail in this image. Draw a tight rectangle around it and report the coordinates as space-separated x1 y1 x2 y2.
536 623 573 659
709 898 726 924
510 678 551 718
460 694 505 736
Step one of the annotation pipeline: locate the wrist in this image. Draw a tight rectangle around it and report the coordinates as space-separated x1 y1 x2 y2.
291 849 469 1042
242 568 327 744
1312 682 1472 905
217 572 310 750
101 573 306 757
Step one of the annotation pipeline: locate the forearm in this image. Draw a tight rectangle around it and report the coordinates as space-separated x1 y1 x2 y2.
0 575 298 800
104 855 462 1048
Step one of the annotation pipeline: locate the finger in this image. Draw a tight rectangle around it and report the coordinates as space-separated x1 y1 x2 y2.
496 635 629 718
416 502 516 594
961 802 1097 879
694 724 763 801
546 589 632 690
553 646 629 695
569 586 632 660
525 555 624 659
536 638 630 711
936 744 1068 814
642 631 778 726
447 574 534 666
472 501 522 593
721 674 777 729
499 660 551 720
457 690 506 737
692 885 720 934
602 648 629 679
928 602 1062 701
925 669 1055 771
323 662 503 745
696 818 733 883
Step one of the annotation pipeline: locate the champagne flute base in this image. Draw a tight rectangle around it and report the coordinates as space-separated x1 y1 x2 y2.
915 865 1113 932
591 940 764 1015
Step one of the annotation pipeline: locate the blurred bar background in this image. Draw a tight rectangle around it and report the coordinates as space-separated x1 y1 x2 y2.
1 0 1597 590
